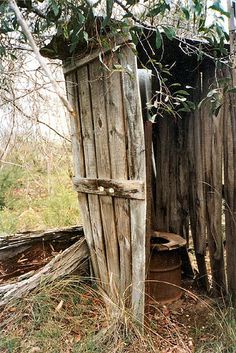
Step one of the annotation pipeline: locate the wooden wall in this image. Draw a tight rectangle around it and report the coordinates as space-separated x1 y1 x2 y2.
151 66 226 294
137 33 228 295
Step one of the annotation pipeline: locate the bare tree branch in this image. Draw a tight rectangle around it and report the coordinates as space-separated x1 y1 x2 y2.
11 101 71 142
8 0 76 120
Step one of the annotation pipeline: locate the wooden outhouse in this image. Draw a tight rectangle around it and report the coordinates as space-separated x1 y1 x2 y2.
63 30 236 318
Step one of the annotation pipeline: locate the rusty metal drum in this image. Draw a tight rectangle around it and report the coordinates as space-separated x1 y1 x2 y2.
148 231 187 303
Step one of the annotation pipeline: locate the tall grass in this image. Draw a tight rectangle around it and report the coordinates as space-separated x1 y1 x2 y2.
0 139 80 234
1 278 236 353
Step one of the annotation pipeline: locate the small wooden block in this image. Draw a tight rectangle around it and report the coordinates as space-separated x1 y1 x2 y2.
73 177 145 200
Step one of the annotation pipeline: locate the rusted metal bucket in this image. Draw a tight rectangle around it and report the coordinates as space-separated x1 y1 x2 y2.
148 231 187 303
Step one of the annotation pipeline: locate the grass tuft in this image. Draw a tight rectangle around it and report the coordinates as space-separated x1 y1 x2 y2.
1 278 236 353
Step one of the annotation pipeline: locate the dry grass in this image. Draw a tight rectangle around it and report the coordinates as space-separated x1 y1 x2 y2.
1 277 236 353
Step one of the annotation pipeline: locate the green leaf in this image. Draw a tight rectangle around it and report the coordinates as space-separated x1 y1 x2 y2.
102 0 114 27
228 87 236 93
174 90 190 96
147 2 170 17
207 88 218 97
193 0 203 15
209 1 230 17
155 28 162 49
0 46 6 56
162 26 175 40
170 83 181 88
48 0 60 17
181 7 190 20
178 107 191 113
187 101 196 110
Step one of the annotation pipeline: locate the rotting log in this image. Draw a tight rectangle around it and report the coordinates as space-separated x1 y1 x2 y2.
0 226 84 261
0 237 89 307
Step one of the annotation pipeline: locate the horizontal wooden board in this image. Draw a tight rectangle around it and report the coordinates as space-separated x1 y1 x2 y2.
73 177 145 200
63 38 131 74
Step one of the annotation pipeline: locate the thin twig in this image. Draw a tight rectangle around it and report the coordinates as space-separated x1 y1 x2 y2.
12 101 71 142
8 0 77 120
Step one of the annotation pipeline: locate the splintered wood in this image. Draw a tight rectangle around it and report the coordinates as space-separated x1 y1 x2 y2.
64 45 146 321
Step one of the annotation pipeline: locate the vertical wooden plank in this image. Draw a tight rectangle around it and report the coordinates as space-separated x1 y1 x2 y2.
144 121 153 271
155 116 170 231
103 63 132 302
188 71 209 290
89 60 120 298
76 65 109 289
176 115 190 241
65 72 100 278
202 69 225 294
120 46 146 321
168 118 179 233
175 116 194 278
155 117 183 234
224 88 236 304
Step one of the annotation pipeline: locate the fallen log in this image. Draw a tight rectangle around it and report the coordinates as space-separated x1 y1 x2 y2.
0 226 84 261
0 234 89 307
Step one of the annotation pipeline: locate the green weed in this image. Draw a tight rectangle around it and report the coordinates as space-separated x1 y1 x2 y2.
0 166 23 210
0 140 80 234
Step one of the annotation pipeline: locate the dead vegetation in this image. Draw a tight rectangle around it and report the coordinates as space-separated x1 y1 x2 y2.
1 276 236 353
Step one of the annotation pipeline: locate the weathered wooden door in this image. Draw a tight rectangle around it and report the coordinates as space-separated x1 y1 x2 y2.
64 44 146 320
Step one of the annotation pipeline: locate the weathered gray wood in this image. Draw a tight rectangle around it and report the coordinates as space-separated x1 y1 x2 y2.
120 46 146 322
103 63 132 302
73 177 145 200
223 88 236 304
188 71 209 290
0 226 83 261
65 45 146 321
76 65 109 288
63 37 130 74
153 114 193 277
0 237 88 306
89 60 120 297
155 116 170 231
144 121 153 273
65 72 100 279
202 69 225 294
176 115 190 241
138 69 152 121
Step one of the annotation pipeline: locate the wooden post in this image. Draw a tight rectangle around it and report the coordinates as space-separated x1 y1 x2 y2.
225 0 236 304
202 68 226 294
